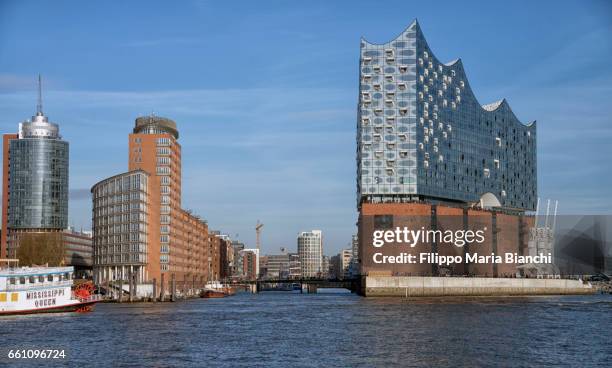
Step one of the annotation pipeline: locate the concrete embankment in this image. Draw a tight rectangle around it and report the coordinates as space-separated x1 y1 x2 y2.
361 276 595 297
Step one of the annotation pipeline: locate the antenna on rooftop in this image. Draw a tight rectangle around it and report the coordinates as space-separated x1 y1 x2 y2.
36 74 43 115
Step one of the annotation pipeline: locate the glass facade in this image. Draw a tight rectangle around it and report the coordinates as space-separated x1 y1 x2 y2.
8 138 69 229
91 170 149 284
357 20 537 211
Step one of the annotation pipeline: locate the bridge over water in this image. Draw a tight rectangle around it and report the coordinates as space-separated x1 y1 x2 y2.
232 278 360 293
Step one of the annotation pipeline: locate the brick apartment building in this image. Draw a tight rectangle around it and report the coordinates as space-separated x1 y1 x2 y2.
92 115 221 294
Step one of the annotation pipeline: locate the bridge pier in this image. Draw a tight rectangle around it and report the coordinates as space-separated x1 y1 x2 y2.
305 284 317 294
249 283 258 294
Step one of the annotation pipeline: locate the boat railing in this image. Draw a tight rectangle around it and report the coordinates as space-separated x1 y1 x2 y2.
4 280 72 292
75 294 102 303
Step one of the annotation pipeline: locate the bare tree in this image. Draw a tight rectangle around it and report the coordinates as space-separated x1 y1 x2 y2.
16 232 65 266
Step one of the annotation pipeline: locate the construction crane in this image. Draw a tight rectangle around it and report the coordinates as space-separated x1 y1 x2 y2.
255 220 264 252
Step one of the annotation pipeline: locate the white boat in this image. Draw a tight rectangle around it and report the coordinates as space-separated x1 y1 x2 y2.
1 259 100 316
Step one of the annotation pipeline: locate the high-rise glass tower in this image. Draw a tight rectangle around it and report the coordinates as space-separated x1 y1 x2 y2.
357 20 536 212
1 77 69 258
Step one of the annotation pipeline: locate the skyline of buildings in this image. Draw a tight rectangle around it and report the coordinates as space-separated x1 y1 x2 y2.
0 89 349 264
0 88 346 281
1 2 609 255
0 18 598 282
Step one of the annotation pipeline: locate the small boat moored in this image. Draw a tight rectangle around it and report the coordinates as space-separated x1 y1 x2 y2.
200 289 230 298
200 281 234 298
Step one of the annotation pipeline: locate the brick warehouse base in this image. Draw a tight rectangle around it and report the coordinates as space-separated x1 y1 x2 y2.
358 202 534 277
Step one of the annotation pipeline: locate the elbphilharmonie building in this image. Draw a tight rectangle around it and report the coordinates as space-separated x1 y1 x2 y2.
357 21 538 278
357 20 536 212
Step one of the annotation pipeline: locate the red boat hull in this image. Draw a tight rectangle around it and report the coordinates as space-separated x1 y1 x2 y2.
200 290 229 298
0 300 99 316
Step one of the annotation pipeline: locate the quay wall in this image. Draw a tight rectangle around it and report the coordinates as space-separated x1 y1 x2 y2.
361 276 595 297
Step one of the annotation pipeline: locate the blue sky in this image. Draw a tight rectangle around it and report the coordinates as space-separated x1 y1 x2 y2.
0 0 611 255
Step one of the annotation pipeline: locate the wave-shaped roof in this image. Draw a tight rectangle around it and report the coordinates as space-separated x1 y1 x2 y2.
361 19 535 127
482 100 505 111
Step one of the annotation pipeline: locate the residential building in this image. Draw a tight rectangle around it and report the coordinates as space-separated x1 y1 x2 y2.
92 115 216 295
241 249 259 280
214 233 233 280
297 230 322 277
231 241 245 279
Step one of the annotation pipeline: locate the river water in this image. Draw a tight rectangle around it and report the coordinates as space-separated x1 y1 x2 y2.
2 291 611 367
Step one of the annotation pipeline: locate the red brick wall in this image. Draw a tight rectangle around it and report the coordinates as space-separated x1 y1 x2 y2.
128 132 210 292
359 203 432 276
1 134 18 259
436 206 466 275
496 213 519 277
358 203 528 277
467 209 494 276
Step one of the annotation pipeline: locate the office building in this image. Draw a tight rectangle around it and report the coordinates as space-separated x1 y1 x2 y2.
259 255 269 278
279 253 301 279
63 227 93 278
330 254 340 279
340 249 352 279
92 115 216 294
321 255 330 278
297 230 322 277
2 77 69 259
330 249 352 279
91 170 151 284
263 253 286 279
262 252 302 279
